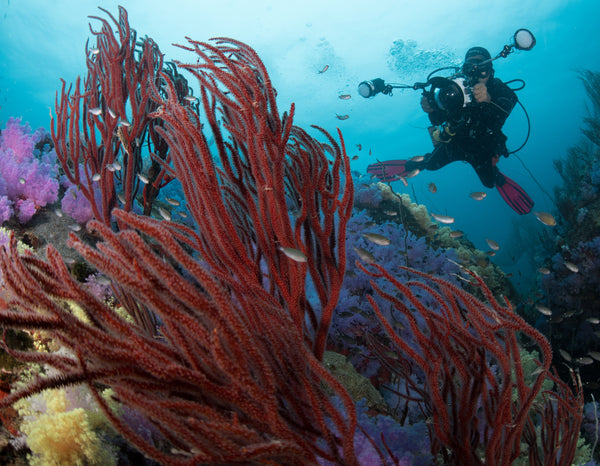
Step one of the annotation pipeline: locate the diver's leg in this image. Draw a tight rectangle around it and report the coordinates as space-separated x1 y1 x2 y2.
471 154 501 188
405 144 458 172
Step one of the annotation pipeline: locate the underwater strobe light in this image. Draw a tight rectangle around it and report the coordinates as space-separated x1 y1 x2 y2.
514 28 536 51
358 78 391 98
498 28 536 58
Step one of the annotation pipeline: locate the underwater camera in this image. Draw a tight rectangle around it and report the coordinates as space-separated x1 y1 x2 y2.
358 28 536 115
429 76 472 114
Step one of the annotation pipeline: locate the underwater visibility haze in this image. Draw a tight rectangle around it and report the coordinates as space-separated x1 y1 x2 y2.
0 0 599 464
1 0 599 286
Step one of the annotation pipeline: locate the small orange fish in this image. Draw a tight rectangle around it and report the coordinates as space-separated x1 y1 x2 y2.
428 182 437 193
318 64 329 74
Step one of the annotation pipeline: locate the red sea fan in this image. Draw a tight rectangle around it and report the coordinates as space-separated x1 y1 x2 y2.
359 261 584 466
0 10 357 464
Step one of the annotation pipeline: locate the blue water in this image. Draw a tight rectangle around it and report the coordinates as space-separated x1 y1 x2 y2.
0 0 599 294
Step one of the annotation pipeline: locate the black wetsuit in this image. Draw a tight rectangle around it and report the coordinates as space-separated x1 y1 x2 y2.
407 77 518 188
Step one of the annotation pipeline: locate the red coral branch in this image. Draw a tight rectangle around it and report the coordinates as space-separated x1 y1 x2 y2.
0 12 356 463
359 262 583 466
0 221 357 463
51 6 169 225
149 37 353 358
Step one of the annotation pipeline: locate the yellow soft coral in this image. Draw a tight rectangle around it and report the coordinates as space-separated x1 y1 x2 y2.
18 389 116 466
68 300 134 325
0 226 32 254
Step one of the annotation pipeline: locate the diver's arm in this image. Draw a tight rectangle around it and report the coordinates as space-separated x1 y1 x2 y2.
421 95 447 126
479 79 517 128
428 111 447 126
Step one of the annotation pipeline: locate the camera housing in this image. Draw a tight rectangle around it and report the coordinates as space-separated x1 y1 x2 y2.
429 77 472 114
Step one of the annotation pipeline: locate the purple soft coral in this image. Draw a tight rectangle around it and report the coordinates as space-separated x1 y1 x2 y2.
60 172 97 224
331 208 463 380
0 117 59 223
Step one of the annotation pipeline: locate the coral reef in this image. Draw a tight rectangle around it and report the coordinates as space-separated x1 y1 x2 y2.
533 70 600 407
553 71 600 243
0 7 592 466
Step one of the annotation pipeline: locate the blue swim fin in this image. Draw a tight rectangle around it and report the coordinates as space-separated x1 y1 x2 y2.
496 172 534 215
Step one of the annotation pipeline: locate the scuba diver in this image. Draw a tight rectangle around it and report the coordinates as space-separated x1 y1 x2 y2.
366 45 534 214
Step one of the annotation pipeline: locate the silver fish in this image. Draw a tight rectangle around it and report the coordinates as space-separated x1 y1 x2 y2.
588 351 600 361
558 349 572 362
354 247 375 264
280 246 307 262
158 207 171 221
564 261 579 273
486 238 500 251
469 192 487 201
362 233 391 246
431 213 455 224
535 304 552 316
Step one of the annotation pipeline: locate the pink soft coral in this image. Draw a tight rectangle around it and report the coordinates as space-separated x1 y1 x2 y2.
0 117 59 223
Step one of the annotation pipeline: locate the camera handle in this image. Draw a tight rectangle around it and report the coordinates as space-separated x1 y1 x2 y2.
382 81 429 96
